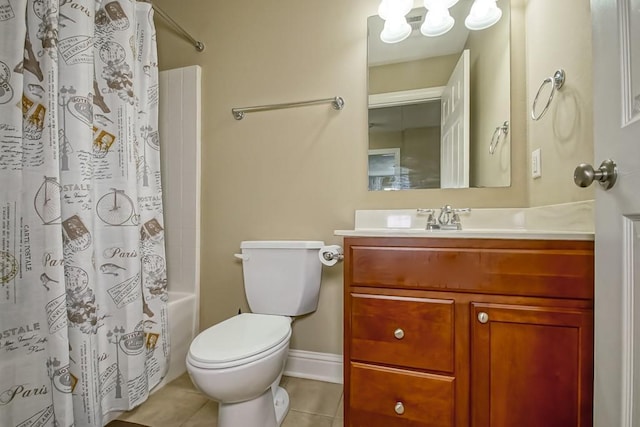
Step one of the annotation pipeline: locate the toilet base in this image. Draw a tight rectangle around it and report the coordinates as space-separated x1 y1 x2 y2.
218 386 290 427
273 386 290 425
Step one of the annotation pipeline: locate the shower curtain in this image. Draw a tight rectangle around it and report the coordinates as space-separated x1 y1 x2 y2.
0 1 169 426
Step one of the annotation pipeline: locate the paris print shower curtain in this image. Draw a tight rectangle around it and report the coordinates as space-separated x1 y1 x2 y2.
0 0 169 426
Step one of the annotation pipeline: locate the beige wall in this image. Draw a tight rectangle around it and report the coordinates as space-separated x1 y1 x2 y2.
403 127 441 188
369 130 401 151
368 54 459 94
153 0 587 355
525 0 594 205
467 0 511 188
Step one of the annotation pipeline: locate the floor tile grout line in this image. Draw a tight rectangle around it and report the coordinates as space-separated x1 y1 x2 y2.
288 408 338 419
177 399 210 427
332 392 344 419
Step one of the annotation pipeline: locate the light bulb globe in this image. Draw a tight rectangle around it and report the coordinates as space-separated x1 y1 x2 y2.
378 0 414 20
420 7 455 37
423 0 459 9
380 17 412 43
465 0 502 30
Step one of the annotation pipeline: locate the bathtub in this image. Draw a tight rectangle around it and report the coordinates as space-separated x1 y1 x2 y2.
156 291 199 389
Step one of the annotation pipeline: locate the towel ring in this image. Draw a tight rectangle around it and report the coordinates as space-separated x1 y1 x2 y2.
489 121 509 154
531 69 565 121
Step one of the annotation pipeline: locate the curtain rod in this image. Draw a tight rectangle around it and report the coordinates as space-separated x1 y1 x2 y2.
152 3 205 52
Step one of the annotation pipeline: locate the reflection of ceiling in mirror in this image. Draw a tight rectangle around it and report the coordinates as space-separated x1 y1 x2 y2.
369 101 441 132
368 1 473 66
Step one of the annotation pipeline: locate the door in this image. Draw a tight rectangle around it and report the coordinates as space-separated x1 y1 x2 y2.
591 1 640 426
471 303 593 427
441 49 470 188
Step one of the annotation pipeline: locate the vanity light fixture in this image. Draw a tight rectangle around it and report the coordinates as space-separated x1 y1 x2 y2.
378 0 414 43
380 16 413 43
421 3 456 37
378 0 502 43
464 0 502 30
377 0 414 20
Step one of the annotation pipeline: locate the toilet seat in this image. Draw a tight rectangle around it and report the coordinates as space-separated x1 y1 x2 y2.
188 313 291 369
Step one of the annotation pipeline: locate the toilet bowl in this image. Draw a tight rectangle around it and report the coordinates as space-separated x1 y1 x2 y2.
186 241 324 427
186 313 292 426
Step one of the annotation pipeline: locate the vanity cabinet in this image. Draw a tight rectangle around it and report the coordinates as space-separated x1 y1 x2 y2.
343 237 594 427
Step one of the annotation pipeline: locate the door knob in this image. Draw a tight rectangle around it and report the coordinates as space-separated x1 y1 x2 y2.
574 159 617 190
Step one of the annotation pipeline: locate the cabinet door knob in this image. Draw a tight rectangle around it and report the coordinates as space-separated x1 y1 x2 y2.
394 401 405 415
394 328 405 339
478 312 489 324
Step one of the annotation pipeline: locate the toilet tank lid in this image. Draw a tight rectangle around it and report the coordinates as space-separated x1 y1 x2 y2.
241 240 324 249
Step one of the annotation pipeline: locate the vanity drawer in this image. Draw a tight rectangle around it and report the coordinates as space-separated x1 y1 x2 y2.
349 362 455 427
350 294 454 373
349 243 594 299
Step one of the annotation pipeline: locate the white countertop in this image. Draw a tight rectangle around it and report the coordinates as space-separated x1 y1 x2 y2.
334 228 594 240
334 202 595 241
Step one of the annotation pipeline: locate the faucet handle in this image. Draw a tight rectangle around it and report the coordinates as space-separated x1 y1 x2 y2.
450 208 471 230
417 208 436 220
417 209 437 229
453 208 471 214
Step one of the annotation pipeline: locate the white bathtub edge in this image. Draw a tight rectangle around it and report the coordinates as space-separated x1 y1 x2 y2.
155 292 198 389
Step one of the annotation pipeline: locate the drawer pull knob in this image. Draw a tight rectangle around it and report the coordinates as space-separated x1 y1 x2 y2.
478 312 489 324
395 401 405 415
394 328 405 339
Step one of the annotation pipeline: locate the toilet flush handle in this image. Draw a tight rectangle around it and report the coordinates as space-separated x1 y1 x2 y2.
234 253 249 261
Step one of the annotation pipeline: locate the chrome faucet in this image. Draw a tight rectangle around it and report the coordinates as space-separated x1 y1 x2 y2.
418 206 471 230
438 205 454 226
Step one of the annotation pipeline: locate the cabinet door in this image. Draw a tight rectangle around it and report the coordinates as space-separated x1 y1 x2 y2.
471 303 593 427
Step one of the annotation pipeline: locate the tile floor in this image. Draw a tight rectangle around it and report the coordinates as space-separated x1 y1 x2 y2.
117 374 344 427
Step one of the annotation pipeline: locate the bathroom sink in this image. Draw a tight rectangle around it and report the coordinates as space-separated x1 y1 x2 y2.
334 202 595 241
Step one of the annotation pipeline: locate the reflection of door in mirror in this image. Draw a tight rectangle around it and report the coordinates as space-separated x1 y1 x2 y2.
441 50 470 188
367 0 511 191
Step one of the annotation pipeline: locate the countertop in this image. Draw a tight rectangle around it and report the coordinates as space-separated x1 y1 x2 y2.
334 228 594 240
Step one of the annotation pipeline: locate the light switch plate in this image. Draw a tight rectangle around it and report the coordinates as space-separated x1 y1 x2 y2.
532 148 542 179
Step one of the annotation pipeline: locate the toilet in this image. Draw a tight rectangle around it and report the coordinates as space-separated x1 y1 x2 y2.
186 240 324 427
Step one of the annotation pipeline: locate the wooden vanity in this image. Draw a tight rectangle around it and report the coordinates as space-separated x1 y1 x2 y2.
342 236 594 427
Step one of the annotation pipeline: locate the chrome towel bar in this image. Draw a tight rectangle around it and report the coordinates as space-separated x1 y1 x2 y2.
232 96 345 120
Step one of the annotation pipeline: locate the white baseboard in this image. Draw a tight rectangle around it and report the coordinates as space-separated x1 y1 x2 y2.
284 350 343 384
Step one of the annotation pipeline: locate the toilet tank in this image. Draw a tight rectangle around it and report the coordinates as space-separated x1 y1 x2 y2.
239 241 324 316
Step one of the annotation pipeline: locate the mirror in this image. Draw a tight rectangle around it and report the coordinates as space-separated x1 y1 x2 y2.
368 0 511 191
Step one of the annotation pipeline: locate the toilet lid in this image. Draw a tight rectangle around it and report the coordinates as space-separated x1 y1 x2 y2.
188 313 291 365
